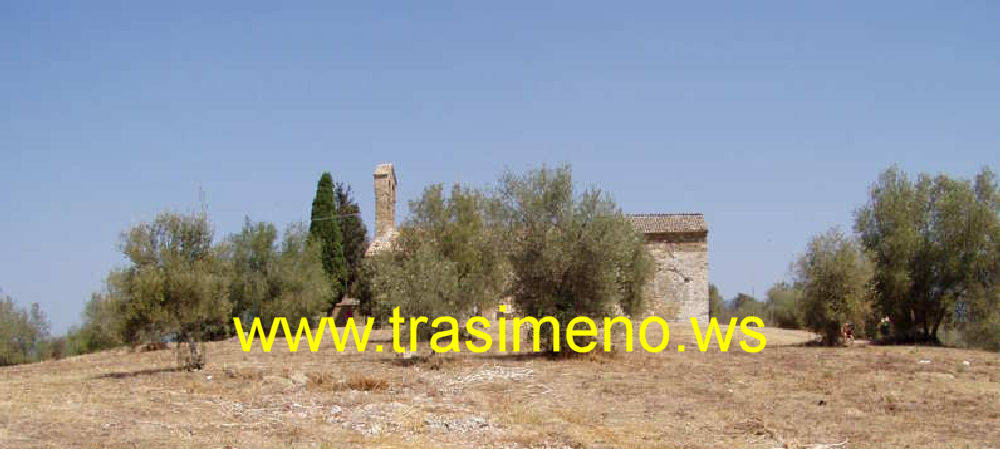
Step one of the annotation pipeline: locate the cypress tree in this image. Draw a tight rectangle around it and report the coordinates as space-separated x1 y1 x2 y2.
334 182 368 294
310 172 348 300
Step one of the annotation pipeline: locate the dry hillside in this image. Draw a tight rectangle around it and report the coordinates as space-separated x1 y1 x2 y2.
2 325 999 448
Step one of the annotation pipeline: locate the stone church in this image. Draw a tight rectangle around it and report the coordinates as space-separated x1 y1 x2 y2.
626 214 709 320
364 163 709 321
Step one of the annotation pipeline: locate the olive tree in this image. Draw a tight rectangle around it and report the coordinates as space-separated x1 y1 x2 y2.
856 166 1000 342
367 245 462 331
368 165 651 349
795 228 873 345
115 210 230 369
494 165 653 343
225 219 331 330
368 184 506 323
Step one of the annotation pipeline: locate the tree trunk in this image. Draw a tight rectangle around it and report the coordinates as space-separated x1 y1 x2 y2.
186 335 204 370
930 309 946 342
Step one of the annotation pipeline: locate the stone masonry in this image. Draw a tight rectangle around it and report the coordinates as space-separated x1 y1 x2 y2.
373 163 397 239
627 214 709 321
365 163 398 257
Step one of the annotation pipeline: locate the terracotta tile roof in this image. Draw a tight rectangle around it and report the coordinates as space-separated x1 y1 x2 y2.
627 213 707 234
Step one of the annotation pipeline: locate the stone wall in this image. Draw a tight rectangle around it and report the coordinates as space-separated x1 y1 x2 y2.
641 232 709 321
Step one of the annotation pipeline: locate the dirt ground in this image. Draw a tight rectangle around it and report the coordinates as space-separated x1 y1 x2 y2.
2 323 999 449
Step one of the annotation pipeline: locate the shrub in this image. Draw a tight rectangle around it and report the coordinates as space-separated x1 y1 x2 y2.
346 375 389 391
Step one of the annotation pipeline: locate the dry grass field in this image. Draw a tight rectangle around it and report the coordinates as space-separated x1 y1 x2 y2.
2 324 999 449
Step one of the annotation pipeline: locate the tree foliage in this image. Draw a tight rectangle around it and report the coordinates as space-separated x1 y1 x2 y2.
708 284 725 318
0 293 50 366
368 245 462 330
712 291 770 323
368 184 507 322
368 165 652 349
226 219 331 330
855 166 1000 343
309 172 348 301
795 228 873 345
114 210 230 368
334 182 368 296
65 290 125 356
766 281 804 329
495 165 653 323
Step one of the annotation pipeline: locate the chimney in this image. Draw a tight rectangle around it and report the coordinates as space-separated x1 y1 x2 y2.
373 163 396 239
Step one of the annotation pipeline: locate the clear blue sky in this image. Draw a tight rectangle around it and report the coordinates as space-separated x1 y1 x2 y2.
2 2 998 334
